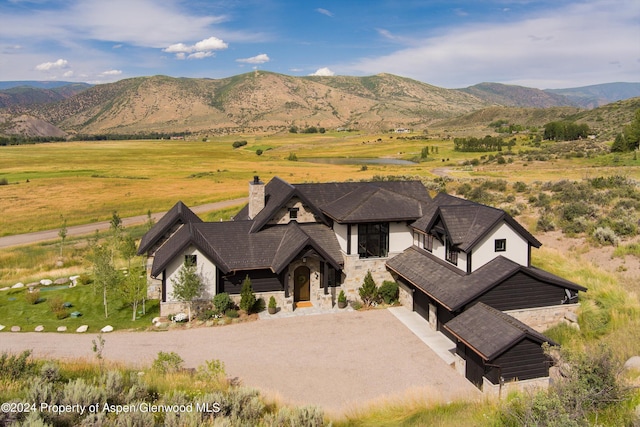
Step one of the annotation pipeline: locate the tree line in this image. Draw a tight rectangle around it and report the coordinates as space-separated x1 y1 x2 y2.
543 121 591 141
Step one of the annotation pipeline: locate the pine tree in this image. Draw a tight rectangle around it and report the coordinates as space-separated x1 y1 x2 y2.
239 275 256 314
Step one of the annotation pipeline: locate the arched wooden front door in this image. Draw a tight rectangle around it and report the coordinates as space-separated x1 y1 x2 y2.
293 266 310 302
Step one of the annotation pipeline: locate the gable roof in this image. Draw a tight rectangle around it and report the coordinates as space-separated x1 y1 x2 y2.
322 184 426 223
444 302 558 361
137 201 203 255
235 178 431 228
411 192 541 251
386 246 585 311
151 221 343 277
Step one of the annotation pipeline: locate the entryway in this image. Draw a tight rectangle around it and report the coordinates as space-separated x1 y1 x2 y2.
293 265 310 302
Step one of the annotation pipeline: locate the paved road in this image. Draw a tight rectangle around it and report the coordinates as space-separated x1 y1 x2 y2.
0 309 480 415
0 197 248 249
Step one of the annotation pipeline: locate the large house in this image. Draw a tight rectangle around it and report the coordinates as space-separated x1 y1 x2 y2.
138 176 586 390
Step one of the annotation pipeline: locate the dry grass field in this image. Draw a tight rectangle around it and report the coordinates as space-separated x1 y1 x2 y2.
2 131 638 236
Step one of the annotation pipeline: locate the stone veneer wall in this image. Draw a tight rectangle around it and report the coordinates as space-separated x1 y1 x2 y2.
341 253 396 302
482 375 550 397
504 304 580 332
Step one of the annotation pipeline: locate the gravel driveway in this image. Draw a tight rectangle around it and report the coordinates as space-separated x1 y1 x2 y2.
0 309 480 415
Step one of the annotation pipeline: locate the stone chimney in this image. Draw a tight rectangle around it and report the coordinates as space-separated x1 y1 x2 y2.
248 175 265 220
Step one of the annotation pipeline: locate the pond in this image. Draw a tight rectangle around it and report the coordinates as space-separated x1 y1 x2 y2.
302 157 417 166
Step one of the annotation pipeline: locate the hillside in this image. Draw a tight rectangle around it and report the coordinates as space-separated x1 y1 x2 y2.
2 72 491 135
1 72 638 138
547 82 640 108
433 97 640 140
0 83 91 108
458 82 574 108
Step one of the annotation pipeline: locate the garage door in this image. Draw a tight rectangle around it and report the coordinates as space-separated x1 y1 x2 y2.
413 289 430 321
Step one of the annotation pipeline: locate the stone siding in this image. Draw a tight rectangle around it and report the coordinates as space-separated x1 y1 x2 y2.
482 376 550 397
341 254 395 302
504 303 580 332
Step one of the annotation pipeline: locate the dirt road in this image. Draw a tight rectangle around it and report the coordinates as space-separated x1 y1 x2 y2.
0 198 247 249
0 309 480 415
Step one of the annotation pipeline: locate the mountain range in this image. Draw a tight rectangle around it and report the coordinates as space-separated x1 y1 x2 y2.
0 72 638 138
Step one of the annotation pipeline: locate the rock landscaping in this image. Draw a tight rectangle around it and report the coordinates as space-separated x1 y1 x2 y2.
35 325 44 332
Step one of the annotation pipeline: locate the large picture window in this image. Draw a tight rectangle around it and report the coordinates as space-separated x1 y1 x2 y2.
358 222 389 258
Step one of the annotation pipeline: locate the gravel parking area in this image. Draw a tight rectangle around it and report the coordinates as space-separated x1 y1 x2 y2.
0 309 480 414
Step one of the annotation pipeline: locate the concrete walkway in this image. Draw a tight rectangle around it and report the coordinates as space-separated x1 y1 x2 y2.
388 306 457 366
258 303 353 320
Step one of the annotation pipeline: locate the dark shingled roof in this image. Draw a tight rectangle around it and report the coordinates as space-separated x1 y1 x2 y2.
234 178 431 227
444 302 558 360
411 193 541 252
386 246 585 311
151 221 343 277
137 201 202 255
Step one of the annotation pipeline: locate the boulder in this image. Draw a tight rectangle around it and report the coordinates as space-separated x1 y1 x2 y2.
0 325 4 331
101 325 114 333
76 325 89 333
564 311 579 323
40 279 53 286
35 325 44 332
0 287 10 292
152 317 161 324
54 277 69 285
69 275 80 281
11 326 21 332
11 282 24 289
57 326 67 332
623 356 640 371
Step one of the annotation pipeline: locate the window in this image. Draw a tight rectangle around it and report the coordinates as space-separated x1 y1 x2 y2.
425 234 433 252
358 222 389 258
445 241 458 265
495 239 507 252
288 207 299 220
185 254 197 266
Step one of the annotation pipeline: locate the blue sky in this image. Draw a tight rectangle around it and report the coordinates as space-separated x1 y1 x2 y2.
0 0 638 89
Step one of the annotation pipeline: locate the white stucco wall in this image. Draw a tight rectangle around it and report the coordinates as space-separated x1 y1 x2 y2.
389 222 413 254
472 221 529 271
334 222 349 253
164 245 217 302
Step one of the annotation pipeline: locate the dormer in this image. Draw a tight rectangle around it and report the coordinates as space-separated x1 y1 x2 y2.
411 193 541 273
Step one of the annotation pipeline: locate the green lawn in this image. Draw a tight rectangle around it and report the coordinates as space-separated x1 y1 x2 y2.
0 282 159 333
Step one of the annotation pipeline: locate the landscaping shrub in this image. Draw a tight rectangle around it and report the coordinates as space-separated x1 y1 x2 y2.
213 292 233 314
25 288 40 304
358 271 379 306
225 309 239 318
152 351 184 374
239 275 256 313
48 295 68 319
378 280 399 304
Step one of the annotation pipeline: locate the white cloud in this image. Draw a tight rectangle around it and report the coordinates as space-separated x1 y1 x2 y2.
309 67 335 76
101 69 122 76
63 70 74 77
316 8 334 17
35 58 69 71
344 0 640 88
194 37 228 51
163 36 227 59
187 51 214 59
236 53 270 64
